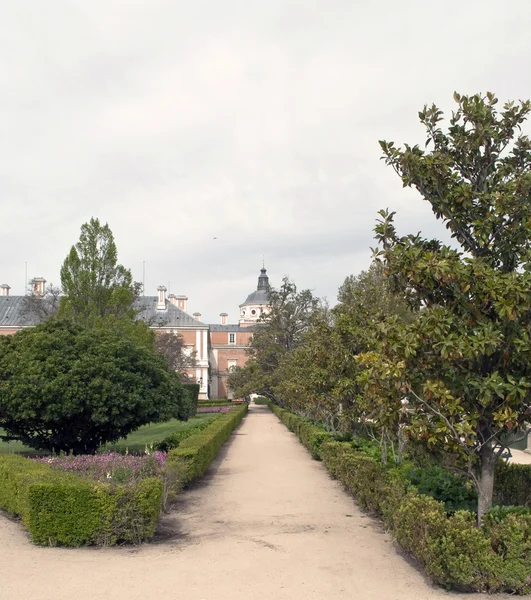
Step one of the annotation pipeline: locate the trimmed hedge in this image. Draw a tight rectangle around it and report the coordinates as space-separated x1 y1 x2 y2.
166 403 248 488
265 400 531 594
156 415 220 451
0 454 162 546
495 461 531 508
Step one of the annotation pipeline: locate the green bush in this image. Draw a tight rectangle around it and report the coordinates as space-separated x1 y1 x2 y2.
177 383 200 420
198 399 233 407
495 461 531 508
0 454 162 546
400 464 478 514
164 404 248 498
267 404 531 594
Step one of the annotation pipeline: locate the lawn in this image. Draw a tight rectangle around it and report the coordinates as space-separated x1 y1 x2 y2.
0 413 218 455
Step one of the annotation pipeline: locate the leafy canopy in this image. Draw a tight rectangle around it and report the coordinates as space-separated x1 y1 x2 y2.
372 92 531 519
59 218 136 327
0 320 183 454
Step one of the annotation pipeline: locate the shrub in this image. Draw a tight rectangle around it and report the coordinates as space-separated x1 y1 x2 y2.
494 461 531 508
177 383 200 420
165 404 248 493
400 464 477 514
267 403 531 594
0 454 162 546
156 417 219 452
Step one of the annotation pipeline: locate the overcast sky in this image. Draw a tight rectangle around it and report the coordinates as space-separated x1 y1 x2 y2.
1 1 530 323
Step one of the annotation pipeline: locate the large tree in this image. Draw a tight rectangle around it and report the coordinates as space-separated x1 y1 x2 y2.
374 92 531 521
59 218 135 328
0 320 183 454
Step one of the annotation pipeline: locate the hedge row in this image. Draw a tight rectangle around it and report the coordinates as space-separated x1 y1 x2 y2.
163 403 248 504
0 454 161 546
265 400 531 594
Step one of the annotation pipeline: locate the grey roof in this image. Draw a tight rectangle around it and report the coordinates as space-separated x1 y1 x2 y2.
209 324 256 332
239 268 270 307
134 296 207 328
0 296 43 328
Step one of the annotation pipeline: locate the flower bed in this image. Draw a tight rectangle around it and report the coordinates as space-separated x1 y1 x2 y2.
35 451 167 484
196 406 232 413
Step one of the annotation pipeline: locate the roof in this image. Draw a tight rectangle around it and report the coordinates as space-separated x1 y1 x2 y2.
239 268 270 307
0 296 43 328
134 297 208 328
209 324 255 333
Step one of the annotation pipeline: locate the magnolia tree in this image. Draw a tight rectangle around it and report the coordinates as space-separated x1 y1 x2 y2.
372 92 531 521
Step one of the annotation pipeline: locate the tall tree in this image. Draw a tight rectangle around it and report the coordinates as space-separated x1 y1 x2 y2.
375 92 531 521
59 218 135 328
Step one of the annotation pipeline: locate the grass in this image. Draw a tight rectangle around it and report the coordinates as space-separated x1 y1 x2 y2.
0 414 218 455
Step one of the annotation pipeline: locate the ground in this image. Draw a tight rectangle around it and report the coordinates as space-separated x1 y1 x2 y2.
0 404 514 600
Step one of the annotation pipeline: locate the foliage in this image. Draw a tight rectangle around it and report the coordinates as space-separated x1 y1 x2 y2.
494 461 531 507
228 277 320 403
0 319 184 454
156 415 221 451
155 331 198 381
369 92 531 520
59 218 136 328
0 454 162 546
400 464 477 514
178 383 200 420
269 402 531 592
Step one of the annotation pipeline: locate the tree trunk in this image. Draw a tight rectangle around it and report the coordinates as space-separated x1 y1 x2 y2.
477 441 496 524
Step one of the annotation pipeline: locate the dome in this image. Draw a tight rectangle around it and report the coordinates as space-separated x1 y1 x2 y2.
239 268 270 308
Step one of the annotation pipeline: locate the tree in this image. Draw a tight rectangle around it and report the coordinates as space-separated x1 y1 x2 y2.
0 320 183 454
155 331 198 381
375 92 531 521
228 277 320 403
59 218 135 328
21 280 61 322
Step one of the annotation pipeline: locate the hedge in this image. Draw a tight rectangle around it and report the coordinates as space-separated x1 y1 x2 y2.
165 403 248 489
264 400 531 594
0 454 162 546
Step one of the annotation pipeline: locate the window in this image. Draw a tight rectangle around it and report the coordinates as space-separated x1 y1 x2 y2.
227 359 237 372
229 333 236 344
251 309 256 316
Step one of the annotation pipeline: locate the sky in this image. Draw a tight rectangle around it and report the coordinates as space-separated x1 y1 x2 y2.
1 1 531 323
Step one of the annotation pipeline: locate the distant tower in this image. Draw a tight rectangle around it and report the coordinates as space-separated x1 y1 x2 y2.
239 267 271 327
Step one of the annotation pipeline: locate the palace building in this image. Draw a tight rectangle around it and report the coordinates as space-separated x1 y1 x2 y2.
0 268 271 400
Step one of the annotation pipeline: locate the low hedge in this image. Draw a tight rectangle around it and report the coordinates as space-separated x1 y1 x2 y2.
156 415 219 451
0 454 162 546
165 403 248 489
265 401 531 594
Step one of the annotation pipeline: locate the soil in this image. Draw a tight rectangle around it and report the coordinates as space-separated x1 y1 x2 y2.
0 404 513 600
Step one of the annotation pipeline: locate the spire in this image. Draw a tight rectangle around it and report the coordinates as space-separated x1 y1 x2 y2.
257 267 269 291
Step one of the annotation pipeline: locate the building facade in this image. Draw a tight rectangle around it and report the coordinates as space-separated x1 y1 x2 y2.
0 268 271 400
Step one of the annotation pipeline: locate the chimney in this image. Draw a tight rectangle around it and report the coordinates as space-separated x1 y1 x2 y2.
33 277 46 296
176 295 188 312
168 294 176 305
220 312 228 325
193 312 201 321
0 284 10 297
157 285 167 310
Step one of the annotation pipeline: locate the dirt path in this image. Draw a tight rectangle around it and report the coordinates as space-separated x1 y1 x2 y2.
0 404 511 600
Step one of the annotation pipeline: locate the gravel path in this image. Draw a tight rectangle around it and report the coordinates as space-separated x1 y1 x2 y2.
0 404 511 600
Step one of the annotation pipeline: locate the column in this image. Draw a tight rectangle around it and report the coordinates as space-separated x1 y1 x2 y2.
202 330 208 361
